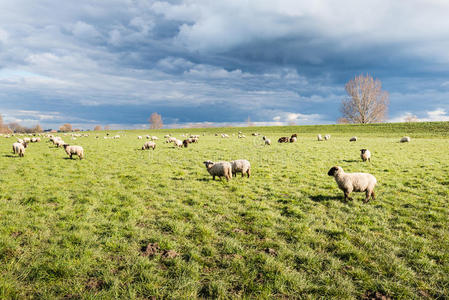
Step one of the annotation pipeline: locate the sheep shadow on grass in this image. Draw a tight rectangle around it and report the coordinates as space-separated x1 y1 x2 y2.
342 159 359 163
309 195 343 202
3 154 19 158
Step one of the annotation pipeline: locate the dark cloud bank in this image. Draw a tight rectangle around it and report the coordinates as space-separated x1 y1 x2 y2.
1 0 449 129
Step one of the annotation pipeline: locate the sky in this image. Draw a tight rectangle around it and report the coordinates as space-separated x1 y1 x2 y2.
1 0 449 129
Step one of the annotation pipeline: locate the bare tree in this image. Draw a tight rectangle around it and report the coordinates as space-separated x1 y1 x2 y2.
32 124 43 133
59 123 73 132
246 116 254 127
0 115 11 133
94 125 102 131
341 74 389 123
148 112 163 129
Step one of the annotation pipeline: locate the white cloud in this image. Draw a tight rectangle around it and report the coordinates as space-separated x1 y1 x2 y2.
390 108 449 122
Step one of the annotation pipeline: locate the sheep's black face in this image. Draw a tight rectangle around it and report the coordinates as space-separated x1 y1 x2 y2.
360 149 366 154
328 167 339 176
203 161 213 168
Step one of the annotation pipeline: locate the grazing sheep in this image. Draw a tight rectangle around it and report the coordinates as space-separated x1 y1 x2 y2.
164 134 170 138
151 136 159 140
262 136 271 145
238 134 246 138
290 136 297 143
278 137 289 143
349 136 357 142
230 159 251 178
113 135 120 139
142 141 156 150
12 142 27 157
173 139 183 148
221 133 230 138
400 136 411 143
317 134 323 141
324 134 331 141
138 136 143 139
63 144 84 159
55 139 65 147
360 149 371 162
183 139 190 148
327 166 376 203
203 160 232 181
252 133 260 136
23 137 31 143
166 137 177 143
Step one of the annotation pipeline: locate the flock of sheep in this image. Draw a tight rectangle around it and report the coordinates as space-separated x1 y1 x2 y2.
3 131 412 203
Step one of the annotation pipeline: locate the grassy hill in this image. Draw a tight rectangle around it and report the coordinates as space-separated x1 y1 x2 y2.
0 122 448 299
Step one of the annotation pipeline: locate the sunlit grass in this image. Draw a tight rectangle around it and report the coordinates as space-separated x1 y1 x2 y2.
0 122 448 299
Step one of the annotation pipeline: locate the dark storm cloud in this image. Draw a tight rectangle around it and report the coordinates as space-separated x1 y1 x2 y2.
1 0 449 128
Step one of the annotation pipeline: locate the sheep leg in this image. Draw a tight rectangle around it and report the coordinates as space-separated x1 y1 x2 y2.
344 192 352 202
371 190 375 200
247 169 250 178
241 172 244 178
213 175 215 180
70 154 73 159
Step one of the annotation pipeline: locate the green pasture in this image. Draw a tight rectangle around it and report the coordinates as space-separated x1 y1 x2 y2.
0 122 448 299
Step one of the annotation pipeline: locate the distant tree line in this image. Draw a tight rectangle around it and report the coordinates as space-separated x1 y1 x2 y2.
0 115 43 133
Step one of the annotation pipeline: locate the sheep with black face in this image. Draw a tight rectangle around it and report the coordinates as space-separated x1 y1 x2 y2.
328 166 376 203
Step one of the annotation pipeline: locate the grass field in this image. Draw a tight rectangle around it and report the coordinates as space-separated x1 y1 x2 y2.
0 122 448 299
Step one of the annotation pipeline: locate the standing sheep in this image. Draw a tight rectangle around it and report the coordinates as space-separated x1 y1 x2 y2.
278 137 289 143
63 144 84 159
360 149 371 162
317 134 323 141
349 137 357 142
203 160 232 181
173 139 183 148
142 141 156 150
324 134 331 141
12 142 27 157
262 136 271 145
327 166 377 203
230 159 251 178
290 136 297 143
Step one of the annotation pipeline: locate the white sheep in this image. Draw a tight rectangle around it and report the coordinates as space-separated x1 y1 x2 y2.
166 137 177 143
317 134 323 141
262 136 271 145
203 160 232 181
63 144 84 159
173 139 183 148
142 141 156 150
230 159 251 178
138 136 143 139
327 166 376 203
164 134 170 138
349 136 357 142
55 139 65 147
12 142 27 157
360 149 371 162
324 134 331 140
400 136 411 143
238 134 246 139
151 136 159 140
